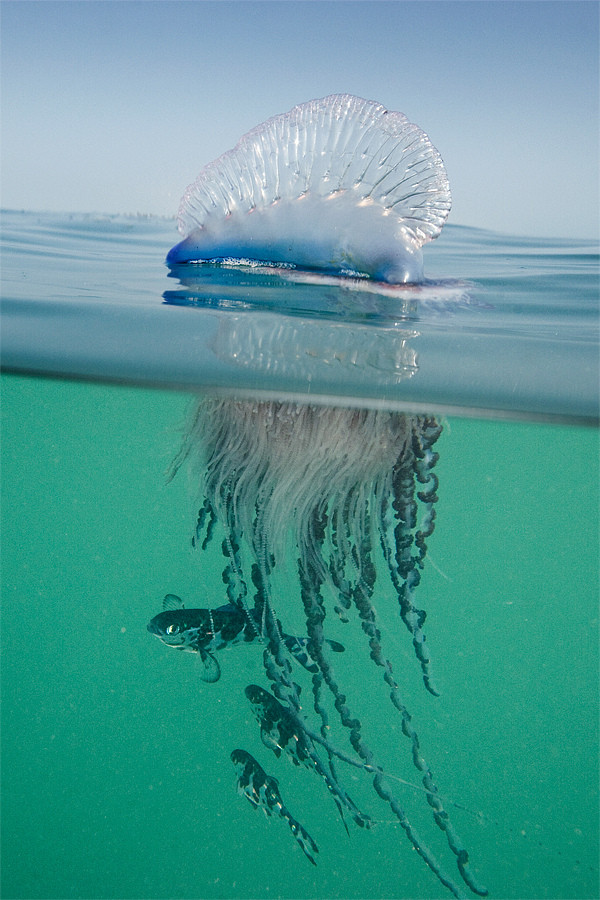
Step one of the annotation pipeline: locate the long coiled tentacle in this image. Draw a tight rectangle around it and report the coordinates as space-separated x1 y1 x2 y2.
192 497 217 551
298 506 468 899
412 417 443 565
217 481 262 639
351 504 488 897
378 416 442 695
249 558 369 828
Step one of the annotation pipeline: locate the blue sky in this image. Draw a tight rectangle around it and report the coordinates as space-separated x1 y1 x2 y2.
2 1 598 238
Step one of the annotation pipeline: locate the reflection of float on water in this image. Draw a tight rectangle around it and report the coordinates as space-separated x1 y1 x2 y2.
213 312 419 385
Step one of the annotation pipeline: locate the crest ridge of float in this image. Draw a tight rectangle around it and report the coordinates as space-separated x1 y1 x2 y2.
169 94 451 282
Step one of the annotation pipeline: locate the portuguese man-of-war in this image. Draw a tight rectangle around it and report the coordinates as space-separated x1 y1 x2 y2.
150 95 489 898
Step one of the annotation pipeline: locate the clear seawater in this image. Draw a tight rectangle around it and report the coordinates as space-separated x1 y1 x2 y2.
1 211 598 900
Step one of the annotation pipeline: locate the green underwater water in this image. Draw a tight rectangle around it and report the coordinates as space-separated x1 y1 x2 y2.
1 373 598 900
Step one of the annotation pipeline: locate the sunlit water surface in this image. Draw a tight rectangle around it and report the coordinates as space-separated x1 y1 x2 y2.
1 211 598 900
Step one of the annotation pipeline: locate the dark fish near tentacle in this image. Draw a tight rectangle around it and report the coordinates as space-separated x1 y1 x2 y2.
247 683 313 764
231 748 318 866
245 683 372 830
147 594 344 682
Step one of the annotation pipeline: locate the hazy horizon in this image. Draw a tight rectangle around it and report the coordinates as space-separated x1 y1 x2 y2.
2 1 598 240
